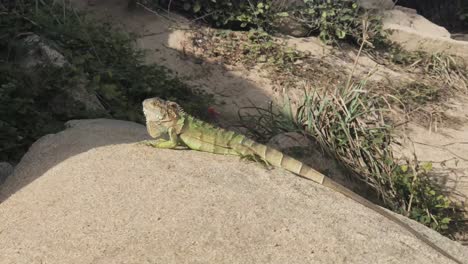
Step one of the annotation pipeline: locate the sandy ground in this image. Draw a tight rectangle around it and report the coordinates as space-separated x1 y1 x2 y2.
1 119 467 264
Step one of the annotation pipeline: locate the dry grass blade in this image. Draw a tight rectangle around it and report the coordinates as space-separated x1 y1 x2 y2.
286 83 399 205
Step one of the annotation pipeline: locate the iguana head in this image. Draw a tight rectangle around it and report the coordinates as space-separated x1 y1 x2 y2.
142 97 182 124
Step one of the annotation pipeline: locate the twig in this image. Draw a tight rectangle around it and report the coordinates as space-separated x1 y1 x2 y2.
413 141 468 162
189 11 217 24
440 142 468 147
140 31 168 37
406 161 418 215
345 15 369 89
137 2 177 23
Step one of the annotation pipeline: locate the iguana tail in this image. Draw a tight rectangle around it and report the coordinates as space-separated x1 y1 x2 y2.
239 138 464 264
238 138 326 183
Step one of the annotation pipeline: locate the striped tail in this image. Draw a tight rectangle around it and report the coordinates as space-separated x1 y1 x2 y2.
238 138 325 184
238 138 464 264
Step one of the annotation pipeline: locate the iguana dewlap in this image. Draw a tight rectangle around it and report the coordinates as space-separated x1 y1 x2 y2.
141 97 463 264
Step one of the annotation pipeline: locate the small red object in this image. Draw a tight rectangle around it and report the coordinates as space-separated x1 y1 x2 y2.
207 107 220 118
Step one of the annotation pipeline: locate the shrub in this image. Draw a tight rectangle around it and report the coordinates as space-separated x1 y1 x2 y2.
150 0 386 45
290 0 386 45
157 0 274 29
0 0 212 162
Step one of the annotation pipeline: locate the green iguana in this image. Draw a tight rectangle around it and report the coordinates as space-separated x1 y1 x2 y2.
141 97 463 264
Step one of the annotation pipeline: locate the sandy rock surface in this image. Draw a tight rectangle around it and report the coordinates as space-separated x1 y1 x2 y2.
1 119 467 264
382 6 468 61
357 0 394 10
383 7 451 38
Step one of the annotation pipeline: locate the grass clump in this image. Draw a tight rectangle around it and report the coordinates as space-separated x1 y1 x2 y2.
0 0 213 163
385 47 468 93
374 46 468 125
394 82 441 111
240 82 464 235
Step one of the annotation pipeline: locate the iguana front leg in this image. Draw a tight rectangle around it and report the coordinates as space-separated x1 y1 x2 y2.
141 127 179 149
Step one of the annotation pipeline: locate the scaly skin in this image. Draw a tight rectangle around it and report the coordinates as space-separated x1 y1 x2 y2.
141 97 463 264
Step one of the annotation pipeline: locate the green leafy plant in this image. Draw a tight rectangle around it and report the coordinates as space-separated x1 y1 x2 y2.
152 0 274 29
0 0 213 162
393 161 459 233
0 65 77 161
291 0 386 45
150 0 386 46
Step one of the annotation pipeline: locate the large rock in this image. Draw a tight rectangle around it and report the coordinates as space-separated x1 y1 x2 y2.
17 34 107 116
18 34 68 68
272 15 310 37
1 119 467 263
383 6 450 39
0 162 13 185
382 6 468 61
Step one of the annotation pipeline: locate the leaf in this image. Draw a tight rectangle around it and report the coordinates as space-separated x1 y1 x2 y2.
400 164 408 173
193 2 201 13
440 217 451 224
257 2 264 9
421 162 433 172
276 12 289 17
183 2 191 11
340 15 353 21
420 215 430 224
336 29 346 39
307 8 315 15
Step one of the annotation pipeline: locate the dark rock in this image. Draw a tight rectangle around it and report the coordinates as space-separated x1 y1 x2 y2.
0 162 13 185
272 14 310 38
